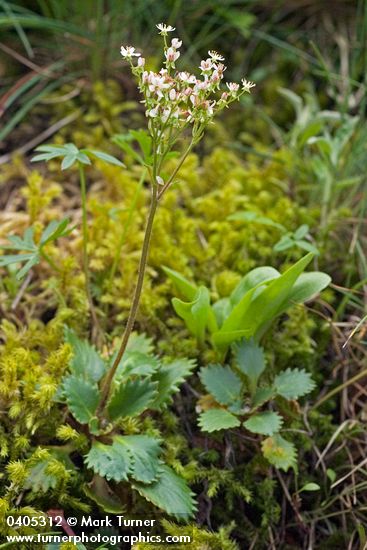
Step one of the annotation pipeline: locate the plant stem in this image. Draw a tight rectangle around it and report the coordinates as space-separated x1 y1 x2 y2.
78 163 101 340
97 184 159 416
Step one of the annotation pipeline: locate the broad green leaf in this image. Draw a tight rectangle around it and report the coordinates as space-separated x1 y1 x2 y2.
243 411 283 436
198 408 240 433
230 266 280 305
63 375 100 424
172 286 214 343
86 149 124 167
107 378 157 420
114 435 162 484
273 368 316 399
85 441 132 482
65 328 106 383
236 253 314 339
262 434 297 471
285 272 331 305
212 298 231 327
150 358 196 409
162 266 198 301
300 482 320 492
199 364 242 406
234 339 266 393
132 466 196 520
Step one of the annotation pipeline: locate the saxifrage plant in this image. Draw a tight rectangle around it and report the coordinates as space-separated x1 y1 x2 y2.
0 23 255 518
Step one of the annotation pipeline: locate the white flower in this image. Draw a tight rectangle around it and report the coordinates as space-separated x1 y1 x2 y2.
156 23 175 35
156 176 164 186
148 107 159 118
199 59 213 72
241 79 256 92
171 38 182 49
178 71 196 84
165 47 180 63
169 88 177 101
226 82 239 93
138 57 145 67
120 46 141 58
208 50 224 62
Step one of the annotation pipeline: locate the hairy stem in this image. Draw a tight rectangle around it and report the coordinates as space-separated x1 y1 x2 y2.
97 183 159 416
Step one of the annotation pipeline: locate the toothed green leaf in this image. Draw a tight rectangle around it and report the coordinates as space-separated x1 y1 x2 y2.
273 368 316 399
65 328 106 383
150 358 195 409
244 411 283 436
132 466 197 520
63 376 100 424
262 434 297 471
198 408 240 433
107 378 157 420
199 364 242 406
85 441 132 482
114 435 162 484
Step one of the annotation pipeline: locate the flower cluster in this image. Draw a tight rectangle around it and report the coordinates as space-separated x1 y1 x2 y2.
120 24 255 141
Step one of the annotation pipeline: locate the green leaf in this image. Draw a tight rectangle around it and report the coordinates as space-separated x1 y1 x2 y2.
85 441 132 482
273 368 316 399
293 224 309 240
24 458 59 493
114 435 162 484
198 408 240 432
132 466 196 519
300 482 320 492
230 267 280 306
244 411 283 436
286 272 331 305
63 375 100 424
107 378 157 420
84 475 125 514
129 129 152 161
162 266 198 301
65 328 106 383
150 358 196 409
40 218 74 246
273 235 294 252
86 149 125 167
262 434 297 471
61 154 78 170
199 364 242 406
252 387 274 407
234 339 266 393
172 286 214 343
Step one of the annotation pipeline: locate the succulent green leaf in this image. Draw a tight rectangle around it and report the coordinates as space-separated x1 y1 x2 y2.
244 411 283 436
114 435 162 484
286 272 331 305
132 466 196 520
230 266 280 306
273 368 316 399
63 375 100 424
85 441 132 482
262 434 297 471
162 266 198 301
150 358 196 409
107 378 157 420
172 286 213 343
65 328 106 383
199 364 242 406
198 408 240 432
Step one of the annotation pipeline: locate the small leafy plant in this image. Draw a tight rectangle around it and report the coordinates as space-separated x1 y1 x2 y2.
197 338 316 470
0 218 74 279
164 252 330 354
58 329 196 518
